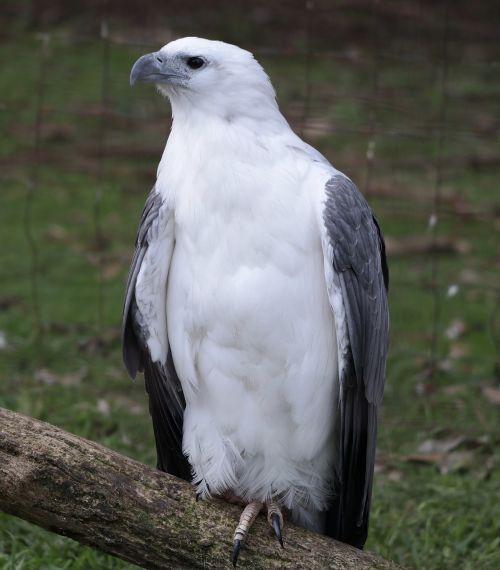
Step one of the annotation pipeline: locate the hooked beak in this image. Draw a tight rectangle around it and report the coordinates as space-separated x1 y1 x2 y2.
130 52 183 86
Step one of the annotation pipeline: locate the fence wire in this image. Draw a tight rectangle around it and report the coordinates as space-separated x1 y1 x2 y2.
429 0 450 379
8 0 499 379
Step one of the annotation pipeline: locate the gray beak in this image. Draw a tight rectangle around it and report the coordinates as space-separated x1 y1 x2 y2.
130 52 182 86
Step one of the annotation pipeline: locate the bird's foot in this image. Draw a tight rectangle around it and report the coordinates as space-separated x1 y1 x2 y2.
231 501 263 567
267 501 284 548
230 500 285 566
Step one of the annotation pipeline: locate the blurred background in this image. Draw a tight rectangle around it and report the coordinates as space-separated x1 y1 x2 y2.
0 1 499 568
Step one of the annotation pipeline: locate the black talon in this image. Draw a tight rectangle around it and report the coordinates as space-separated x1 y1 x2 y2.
232 538 241 567
195 492 202 502
271 512 284 548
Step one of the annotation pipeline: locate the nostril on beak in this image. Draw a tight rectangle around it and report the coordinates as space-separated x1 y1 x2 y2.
156 56 163 63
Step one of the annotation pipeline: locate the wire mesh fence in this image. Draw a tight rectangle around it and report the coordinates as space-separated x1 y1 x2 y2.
1 1 499 567
7 0 497 375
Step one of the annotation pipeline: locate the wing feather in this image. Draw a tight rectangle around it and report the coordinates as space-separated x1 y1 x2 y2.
122 187 191 480
321 173 389 548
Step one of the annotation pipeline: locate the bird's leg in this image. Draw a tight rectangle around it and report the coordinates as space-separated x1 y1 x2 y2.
267 501 284 548
232 501 263 567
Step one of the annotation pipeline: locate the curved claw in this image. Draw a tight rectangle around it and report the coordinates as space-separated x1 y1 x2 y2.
271 512 284 548
232 538 241 567
231 501 262 566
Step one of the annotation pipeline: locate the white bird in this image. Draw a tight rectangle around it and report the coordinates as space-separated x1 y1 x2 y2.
123 37 389 564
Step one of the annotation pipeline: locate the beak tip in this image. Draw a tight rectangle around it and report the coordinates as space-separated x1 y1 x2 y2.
130 52 156 87
129 63 141 86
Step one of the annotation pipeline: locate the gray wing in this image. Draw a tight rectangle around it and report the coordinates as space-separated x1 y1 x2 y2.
122 187 191 480
321 173 389 548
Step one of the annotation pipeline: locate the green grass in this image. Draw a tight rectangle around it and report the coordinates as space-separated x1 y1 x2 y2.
370 475 500 570
1 23 499 570
0 517 129 570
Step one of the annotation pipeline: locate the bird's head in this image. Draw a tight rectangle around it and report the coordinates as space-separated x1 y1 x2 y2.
130 37 281 123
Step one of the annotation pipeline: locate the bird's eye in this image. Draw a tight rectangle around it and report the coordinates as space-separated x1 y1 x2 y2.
187 56 205 70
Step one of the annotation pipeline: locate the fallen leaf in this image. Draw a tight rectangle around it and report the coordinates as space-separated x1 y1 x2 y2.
405 452 444 465
46 224 71 244
97 399 111 416
442 384 466 395
415 381 436 396
35 367 87 386
0 296 22 311
105 367 123 380
114 395 145 416
449 343 468 359
417 434 465 455
438 451 475 475
387 470 403 482
438 359 453 372
445 319 466 340
385 236 470 256
481 386 500 405
121 433 132 446
43 124 75 143
60 369 87 386
35 368 57 385
459 269 480 285
473 456 495 481
102 260 124 281
78 329 121 355
404 430 495 476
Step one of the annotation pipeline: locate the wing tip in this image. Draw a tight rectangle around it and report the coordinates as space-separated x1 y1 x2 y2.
123 338 141 380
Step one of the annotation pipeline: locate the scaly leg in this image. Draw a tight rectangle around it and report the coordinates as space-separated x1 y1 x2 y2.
232 501 263 566
267 501 284 548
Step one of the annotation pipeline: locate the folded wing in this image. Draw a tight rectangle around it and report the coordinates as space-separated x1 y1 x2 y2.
122 187 191 480
320 173 389 548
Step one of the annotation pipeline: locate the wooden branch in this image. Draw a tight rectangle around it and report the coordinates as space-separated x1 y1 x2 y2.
0 407 403 569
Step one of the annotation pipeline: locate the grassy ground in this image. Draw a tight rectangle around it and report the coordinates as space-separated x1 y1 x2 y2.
1 17 499 570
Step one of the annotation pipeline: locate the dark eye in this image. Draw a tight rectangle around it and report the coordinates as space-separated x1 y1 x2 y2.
187 56 205 70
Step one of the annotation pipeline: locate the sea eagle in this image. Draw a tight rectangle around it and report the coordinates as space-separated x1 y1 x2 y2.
123 37 389 565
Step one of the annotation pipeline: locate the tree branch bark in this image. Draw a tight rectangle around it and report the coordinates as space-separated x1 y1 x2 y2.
0 407 403 569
